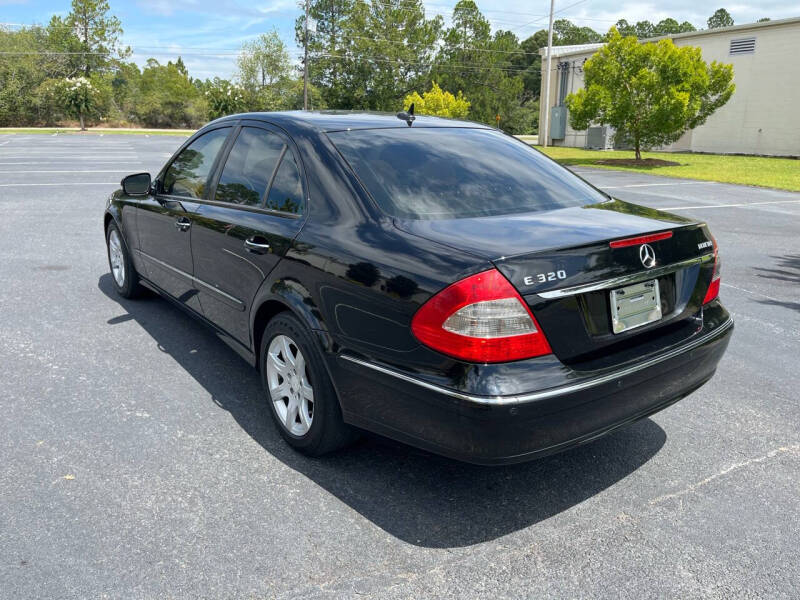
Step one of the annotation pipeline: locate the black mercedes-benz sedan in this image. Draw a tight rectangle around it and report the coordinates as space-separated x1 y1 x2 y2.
104 111 732 465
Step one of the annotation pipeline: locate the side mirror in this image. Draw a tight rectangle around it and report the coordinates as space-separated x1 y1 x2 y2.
121 172 152 196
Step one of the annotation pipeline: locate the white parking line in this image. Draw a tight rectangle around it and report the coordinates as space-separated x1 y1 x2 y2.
721 282 787 303
660 199 800 210
603 182 716 189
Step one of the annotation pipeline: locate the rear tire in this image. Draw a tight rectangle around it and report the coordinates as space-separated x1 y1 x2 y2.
106 221 143 299
260 313 358 456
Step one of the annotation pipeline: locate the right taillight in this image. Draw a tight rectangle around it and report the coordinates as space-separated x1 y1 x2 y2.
703 236 721 305
411 268 552 363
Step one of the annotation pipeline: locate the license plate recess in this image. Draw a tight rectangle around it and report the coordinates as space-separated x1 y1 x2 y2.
609 279 662 334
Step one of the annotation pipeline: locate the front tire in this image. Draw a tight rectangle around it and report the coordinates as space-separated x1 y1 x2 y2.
106 222 142 298
260 313 357 456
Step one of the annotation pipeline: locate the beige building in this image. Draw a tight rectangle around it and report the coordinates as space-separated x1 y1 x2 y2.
538 17 800 157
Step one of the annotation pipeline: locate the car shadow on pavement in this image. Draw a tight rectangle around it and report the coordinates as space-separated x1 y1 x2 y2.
99 274 667 549
753 254 800 313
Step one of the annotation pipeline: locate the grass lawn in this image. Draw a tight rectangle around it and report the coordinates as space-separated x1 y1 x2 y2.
537 146 800 192
0 127 192 136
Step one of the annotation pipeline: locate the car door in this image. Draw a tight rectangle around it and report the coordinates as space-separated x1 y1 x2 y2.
190 123 307 346
136 125 232 310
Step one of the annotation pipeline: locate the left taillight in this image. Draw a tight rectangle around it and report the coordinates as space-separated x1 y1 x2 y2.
411 268 552 363
703 236 721 305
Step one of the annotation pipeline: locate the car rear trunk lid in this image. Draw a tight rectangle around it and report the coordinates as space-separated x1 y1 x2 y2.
396 200 717 368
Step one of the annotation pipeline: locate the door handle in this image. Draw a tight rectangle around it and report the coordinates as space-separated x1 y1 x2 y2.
175 217 191 231
244 237 270 254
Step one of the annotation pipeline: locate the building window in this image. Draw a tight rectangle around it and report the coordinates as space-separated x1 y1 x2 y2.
729 37 756 55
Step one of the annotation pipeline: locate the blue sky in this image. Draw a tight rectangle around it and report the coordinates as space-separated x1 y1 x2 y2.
2 0 798 80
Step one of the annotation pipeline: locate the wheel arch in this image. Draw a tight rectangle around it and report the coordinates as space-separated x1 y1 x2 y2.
104 205 131 248
104 207 120 235
250 276 329 372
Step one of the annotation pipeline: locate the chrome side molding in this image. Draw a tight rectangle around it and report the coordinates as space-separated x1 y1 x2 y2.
136 249 245 310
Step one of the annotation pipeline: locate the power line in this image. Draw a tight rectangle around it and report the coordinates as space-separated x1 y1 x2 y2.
315 52 533 73
0 49 539 75
335 1 550 27
511 0 594 32
0 36 545 60
328 33 542 55
352 0 614 21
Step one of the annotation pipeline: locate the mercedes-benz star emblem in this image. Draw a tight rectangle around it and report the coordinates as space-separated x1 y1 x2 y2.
639 243 656 268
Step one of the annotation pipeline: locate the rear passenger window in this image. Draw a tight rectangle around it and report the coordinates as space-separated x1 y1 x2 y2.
163 128 229 199
265 152 303 214
215 128 285 207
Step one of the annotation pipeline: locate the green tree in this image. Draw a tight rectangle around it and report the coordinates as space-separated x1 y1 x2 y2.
707 8 734 29
610 19 695 39
611 19 655 39
347 0 442 110
280 78 326 111
296 0 354 109
403 82 469 118
237 30 292 91
612 19 635 37
235 30 300 111
433 1 523 125
203 79 247 119
512 30 547 101
0 27 43 125
298 0 441 111
136 59 207 127
64 0 129 77
553 19 602 44
110 61 142 123
44 17 85 77
60 76 99 129
501 98 539 134
652 18 697 36
565 29 735 160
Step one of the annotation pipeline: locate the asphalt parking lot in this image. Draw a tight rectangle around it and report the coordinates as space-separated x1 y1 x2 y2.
1 133 798 599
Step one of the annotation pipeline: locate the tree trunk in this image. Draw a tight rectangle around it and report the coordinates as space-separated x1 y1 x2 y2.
83 16 90 78
634 136 641 161
79 113 85 131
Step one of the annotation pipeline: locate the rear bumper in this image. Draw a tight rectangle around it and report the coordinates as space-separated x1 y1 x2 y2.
331 304 733 465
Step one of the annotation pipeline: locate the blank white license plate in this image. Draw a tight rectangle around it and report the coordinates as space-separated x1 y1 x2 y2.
610 279 662 334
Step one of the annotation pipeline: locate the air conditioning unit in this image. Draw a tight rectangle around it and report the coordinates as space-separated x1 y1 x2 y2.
586 126 613 150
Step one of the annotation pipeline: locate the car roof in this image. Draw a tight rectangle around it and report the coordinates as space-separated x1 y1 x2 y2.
209 110 493 134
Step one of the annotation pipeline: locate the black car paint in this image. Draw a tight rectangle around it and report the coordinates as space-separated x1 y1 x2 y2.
105 111 733 464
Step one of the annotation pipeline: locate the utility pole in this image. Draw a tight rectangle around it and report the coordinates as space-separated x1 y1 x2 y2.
542 0 555 147
303 0 309 110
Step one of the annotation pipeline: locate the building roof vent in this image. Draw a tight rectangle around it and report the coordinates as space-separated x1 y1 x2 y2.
729 37 756 55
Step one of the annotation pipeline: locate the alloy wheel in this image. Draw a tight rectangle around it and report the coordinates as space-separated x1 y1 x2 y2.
266 334 314 436
108 229 126 288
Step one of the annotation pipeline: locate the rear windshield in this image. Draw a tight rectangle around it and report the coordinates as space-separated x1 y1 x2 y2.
328 127 607 220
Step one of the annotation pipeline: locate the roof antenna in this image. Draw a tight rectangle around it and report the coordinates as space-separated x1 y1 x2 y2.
397 103 415 127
